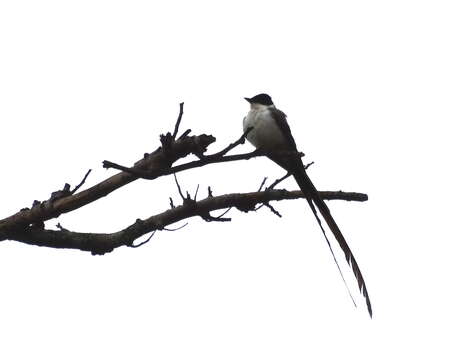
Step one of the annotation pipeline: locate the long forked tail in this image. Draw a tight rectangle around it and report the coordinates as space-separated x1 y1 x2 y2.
293 168 372 317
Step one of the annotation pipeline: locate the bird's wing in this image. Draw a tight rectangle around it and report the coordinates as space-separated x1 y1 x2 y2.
269 107 298 151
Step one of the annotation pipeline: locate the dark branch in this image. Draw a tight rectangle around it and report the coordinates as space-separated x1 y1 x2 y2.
166 149 264 175
4 189 368 255
102 130 265 181
0 134 216 237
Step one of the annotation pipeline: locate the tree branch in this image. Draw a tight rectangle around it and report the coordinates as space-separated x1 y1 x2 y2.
0 134 215 237
102 129 265 180
4 189 368 255
0 102 369 259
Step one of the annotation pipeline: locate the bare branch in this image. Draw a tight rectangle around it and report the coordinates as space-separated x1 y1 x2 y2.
102 151 265 180
102 131 265 181
0 134 216 237
4 189 368 255
166 149 263 175
0 102 369 260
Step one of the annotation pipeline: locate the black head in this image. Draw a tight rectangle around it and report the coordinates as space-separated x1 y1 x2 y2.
244 93 273 106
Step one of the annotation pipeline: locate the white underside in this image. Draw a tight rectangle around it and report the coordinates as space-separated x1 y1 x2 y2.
243 105 289 151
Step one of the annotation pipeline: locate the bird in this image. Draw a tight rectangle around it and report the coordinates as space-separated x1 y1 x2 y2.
243 93 372 317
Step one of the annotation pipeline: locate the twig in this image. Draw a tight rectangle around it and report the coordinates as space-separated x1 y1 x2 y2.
163 223 188 231
210 207 233 221
255 171 291 212
172 102 184 139
194 184 200 201
264 203 282 218
102 160 138 174
204 127 253 158
267 172 291 190
130 231 156 248
169 149 264 175
173 174 185 200
179 129 191 139
105 149 265 181
70 169 92 195
56 223 69 231
201 207 232 222
216 207 232 218
102 127 262 181
258 177 268 192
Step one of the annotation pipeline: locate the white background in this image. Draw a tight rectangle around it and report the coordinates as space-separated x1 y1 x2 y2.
1 1 450 359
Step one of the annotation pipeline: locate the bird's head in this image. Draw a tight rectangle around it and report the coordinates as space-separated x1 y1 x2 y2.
244 93 274 108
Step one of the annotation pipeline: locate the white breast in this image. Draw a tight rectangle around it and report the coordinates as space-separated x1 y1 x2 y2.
243 106 288 151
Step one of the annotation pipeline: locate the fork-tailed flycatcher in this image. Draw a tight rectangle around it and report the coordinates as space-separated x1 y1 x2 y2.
243 93 372 317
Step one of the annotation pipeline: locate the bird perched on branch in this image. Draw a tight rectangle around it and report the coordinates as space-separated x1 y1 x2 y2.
243 93 372 317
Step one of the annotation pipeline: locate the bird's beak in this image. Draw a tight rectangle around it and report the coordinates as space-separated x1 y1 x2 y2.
244 97 251 103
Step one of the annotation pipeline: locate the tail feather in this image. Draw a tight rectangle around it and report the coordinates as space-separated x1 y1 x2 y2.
292 167 372 317
301 188 358 309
